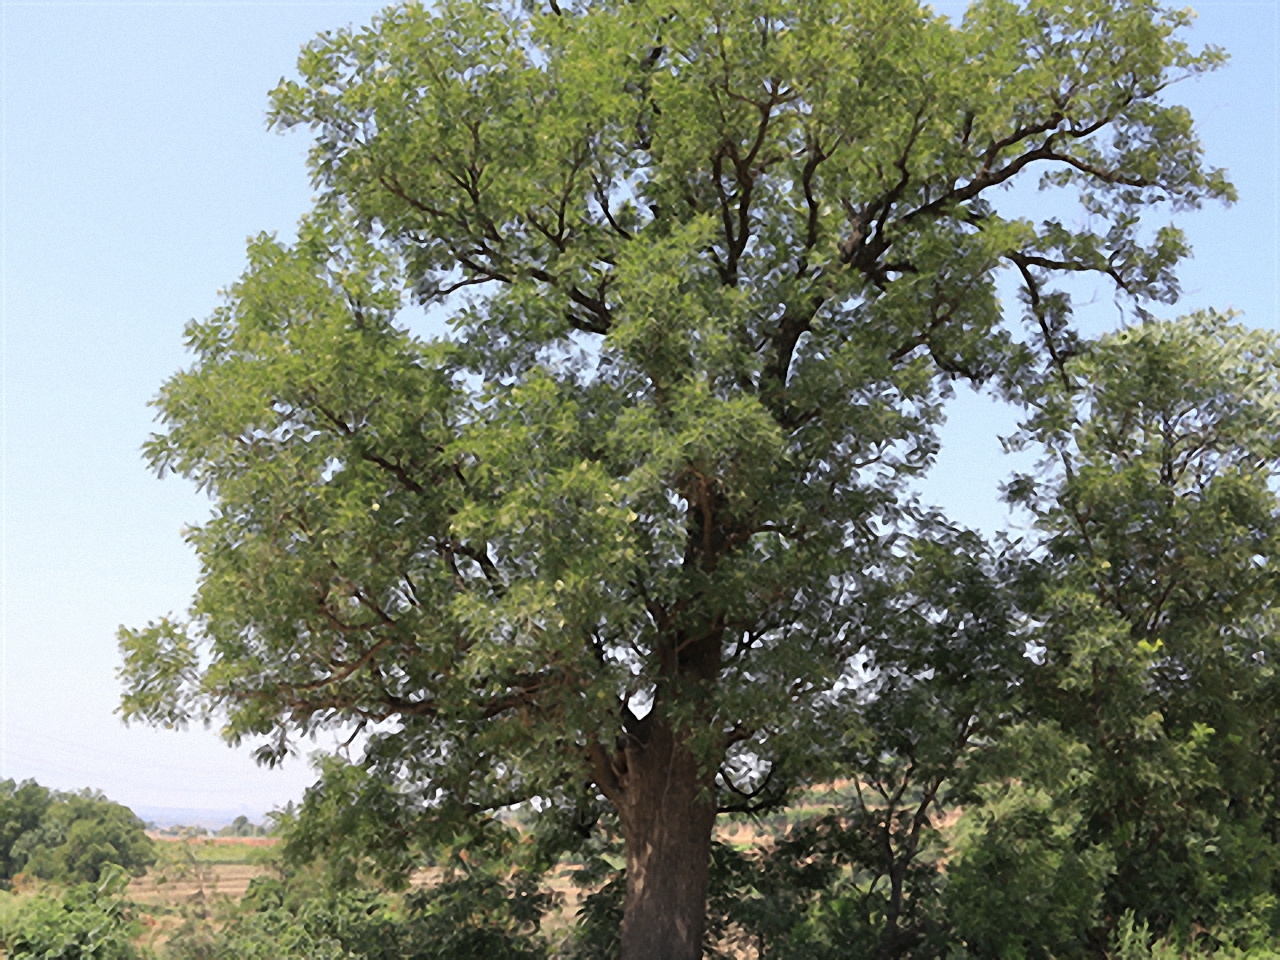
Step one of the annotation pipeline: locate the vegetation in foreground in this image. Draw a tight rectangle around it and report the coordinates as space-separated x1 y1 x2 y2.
9 733 1280 960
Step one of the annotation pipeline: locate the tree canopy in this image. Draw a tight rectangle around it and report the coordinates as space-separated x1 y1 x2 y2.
0 781 155 886
118 0 1247 956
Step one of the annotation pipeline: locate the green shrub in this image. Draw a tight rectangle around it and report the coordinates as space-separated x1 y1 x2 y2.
0 863 150 959
161 860 551 960
942 781 1113 960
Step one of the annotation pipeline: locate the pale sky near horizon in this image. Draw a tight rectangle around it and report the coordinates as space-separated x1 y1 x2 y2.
1 0 1277 824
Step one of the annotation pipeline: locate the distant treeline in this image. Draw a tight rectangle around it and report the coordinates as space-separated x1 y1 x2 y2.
148 814 273 839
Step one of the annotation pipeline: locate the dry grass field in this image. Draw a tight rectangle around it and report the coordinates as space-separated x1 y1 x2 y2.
129 862 273 906
128 836 280 910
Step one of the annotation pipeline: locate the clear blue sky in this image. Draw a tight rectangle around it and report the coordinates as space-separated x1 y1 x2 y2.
1 1 1276 824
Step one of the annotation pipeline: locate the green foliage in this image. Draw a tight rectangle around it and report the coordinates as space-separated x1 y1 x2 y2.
162 879 399 960
944 774 1113 958
0 781 53 882
398 865 551 960
0 782 155 887
1106 910 1280 960
943 314 1280 954
0 864 150 960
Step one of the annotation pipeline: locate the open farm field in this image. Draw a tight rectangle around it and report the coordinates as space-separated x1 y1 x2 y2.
147 839 277 870
147 835 279 865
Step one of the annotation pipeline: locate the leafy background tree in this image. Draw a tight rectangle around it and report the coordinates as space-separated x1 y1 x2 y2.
0 781 54 884
0 783 156 960
115 0 1247 956
216 816 270 839
0 781 154 887
970 313 1280 954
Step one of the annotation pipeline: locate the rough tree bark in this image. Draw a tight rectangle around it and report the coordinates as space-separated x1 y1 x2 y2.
592 611 725 960
616 718 718 960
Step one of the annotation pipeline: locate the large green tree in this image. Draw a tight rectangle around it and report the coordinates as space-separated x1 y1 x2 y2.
120 0 1231 955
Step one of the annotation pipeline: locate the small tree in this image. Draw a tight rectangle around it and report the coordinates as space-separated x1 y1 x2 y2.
15 791 156 885
120 1 1231 955
0 781 53 884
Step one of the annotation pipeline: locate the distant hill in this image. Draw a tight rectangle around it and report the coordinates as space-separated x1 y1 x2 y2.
131 805 270 831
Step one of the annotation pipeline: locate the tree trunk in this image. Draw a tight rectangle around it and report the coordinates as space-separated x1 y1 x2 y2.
616 717 718 960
